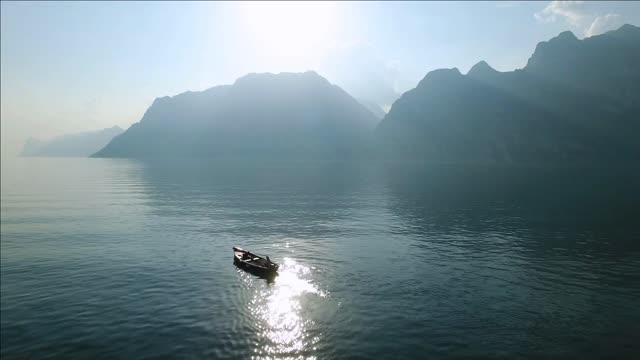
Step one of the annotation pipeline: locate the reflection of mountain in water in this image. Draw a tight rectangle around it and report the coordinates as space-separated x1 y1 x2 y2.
81 158 640 358
3 157 637 358
382 162 640 255
378 163 640 358
128 159 369 358
134 159 379 241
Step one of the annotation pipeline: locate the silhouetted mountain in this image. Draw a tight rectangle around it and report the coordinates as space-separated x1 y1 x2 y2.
526 25 640 108
93 71 378 159
376 24 640 163
21 126 124 157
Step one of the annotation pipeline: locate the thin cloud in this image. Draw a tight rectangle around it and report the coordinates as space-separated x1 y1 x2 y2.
585 14 624 37
534 1 586 26
534 1 628 39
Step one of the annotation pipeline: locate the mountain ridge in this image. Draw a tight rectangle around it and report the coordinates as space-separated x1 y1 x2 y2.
93 72 378 158
21 126 124 157
93 24 639 163
376 24 640 163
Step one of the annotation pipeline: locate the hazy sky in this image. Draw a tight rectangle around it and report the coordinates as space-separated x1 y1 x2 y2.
2 1 639 155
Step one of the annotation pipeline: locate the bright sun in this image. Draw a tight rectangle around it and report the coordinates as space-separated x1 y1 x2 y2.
237 1 340 66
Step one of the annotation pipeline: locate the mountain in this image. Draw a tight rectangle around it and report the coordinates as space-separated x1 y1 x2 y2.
21 126 124 157
357 98 387 120
526 25 640 108
93 71 378 159
376 24 640 163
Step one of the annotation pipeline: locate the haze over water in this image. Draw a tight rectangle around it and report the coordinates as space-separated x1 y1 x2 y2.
2 157 639 358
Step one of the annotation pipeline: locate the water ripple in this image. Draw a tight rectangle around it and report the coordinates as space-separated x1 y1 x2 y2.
2 158 640 359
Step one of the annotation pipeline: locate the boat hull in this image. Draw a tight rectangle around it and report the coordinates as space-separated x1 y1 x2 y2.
233 246 279 278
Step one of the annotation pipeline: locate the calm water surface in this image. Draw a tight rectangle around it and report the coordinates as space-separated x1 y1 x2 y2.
1 157 639 359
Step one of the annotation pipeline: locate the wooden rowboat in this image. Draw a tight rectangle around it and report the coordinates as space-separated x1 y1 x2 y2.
233 246 279 277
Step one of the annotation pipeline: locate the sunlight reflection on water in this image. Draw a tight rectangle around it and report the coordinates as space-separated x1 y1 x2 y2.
244 257 326 360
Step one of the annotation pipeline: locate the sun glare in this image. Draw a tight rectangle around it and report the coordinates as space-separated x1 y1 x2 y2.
243 257 327 358
238 1 340 66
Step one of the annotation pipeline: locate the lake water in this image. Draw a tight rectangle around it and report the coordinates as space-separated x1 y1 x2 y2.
2 157 639 359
